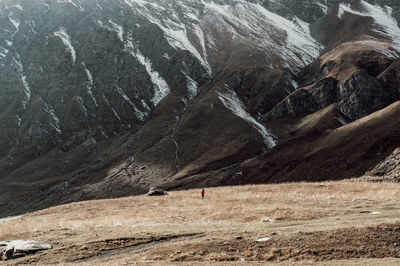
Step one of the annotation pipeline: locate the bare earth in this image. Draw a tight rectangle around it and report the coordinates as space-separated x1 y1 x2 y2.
2 181 400 265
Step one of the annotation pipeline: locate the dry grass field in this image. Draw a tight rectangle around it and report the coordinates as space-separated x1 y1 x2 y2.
2 181 400 265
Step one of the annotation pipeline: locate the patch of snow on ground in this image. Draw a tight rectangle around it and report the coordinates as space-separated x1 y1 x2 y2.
218 85 277 149
125 34 170 106
54 27 76 65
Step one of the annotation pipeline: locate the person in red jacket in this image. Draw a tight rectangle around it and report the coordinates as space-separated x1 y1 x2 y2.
201 188 205 199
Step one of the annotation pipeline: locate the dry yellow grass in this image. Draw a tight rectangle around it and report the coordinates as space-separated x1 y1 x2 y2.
2 181 400 265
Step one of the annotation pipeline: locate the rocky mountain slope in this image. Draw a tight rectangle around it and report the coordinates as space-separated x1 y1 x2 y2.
1 0 400 217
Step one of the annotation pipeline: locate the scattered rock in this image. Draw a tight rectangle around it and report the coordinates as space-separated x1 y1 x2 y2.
0 240 52 261
145 187 168 196
262 216 274 223
256 237 271 242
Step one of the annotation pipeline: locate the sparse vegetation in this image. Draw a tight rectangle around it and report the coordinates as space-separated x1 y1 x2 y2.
2 181 400 265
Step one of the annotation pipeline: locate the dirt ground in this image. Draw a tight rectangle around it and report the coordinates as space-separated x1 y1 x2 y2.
2 181 400 265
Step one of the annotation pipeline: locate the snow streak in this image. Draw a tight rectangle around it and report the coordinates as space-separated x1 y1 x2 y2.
44 101 62 134
125 33 170 106
116 86 147 121
123 0 322 71
218 86 277 150
338 0 400 51
54 27 76 65
82 62 98 107
14 54 31 109
108 20 124 42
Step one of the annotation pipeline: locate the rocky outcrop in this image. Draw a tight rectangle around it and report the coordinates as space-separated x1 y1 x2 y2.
0 240 52 260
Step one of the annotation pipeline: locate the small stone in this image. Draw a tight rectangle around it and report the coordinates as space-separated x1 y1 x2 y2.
235 236 243 240
256 237 271 242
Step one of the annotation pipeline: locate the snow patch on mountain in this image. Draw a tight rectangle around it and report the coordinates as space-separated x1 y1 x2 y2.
316 2 328 14
218 85 277 149
14 54 31 109
108 20 124 42
57 0 83 10
101 93 122 121
192 23 207 61
116 86 147 121
9 16 20 30
184 73 198 99
122 0 323 73
74 96 88 117
155 24 212 76
82 62 98 107
124 0 212 76
54 27 76 65
44 102 61 134
125 34 170 106
0 46 8 58
338 1 400 51
204 1 322 65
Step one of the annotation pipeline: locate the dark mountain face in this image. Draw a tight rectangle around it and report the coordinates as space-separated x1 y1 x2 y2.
1 0 400 217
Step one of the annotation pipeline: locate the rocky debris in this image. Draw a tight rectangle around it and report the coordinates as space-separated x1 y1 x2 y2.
146 187 168 196
0 240 52 260
366 148 400 178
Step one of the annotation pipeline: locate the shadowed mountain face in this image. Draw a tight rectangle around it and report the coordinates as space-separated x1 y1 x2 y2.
0 0 400 217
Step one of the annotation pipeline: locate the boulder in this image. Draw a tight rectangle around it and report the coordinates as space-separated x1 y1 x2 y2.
0 240 52 260
146 187 168 196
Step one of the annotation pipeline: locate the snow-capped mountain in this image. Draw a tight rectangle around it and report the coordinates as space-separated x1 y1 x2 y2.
1 0 400 217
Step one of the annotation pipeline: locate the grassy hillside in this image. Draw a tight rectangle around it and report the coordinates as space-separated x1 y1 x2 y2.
2 181 400 265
